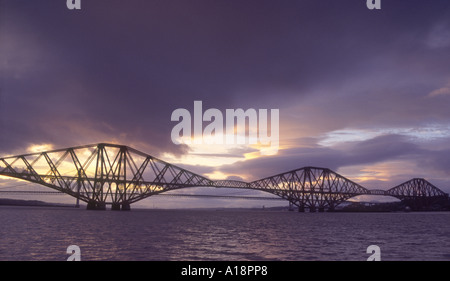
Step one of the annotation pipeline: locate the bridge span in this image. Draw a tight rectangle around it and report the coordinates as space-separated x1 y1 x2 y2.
0 143 448 211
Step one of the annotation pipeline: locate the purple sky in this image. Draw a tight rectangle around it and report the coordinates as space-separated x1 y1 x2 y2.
1 0 450 207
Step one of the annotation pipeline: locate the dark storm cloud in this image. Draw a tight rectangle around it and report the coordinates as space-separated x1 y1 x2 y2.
1 0 450 171
215 134 450 183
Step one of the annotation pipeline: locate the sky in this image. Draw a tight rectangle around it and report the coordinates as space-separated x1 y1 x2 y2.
1 0 450 208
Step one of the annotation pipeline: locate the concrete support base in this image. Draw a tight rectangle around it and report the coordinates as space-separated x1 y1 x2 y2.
86 201 106 210
111 203 131 211
111 203 121 211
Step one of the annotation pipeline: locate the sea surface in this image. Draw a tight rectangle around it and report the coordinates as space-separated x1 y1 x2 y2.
0 206 449 261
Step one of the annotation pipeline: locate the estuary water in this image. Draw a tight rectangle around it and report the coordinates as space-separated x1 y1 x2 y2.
0 206 449 261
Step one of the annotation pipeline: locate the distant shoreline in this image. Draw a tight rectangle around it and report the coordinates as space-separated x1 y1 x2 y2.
0 198 77 208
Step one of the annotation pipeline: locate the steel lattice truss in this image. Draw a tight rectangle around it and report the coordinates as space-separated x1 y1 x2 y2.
0 143 212 210
0 143 448 210
384 178 449 210
386 178 447 198
248 167 371 211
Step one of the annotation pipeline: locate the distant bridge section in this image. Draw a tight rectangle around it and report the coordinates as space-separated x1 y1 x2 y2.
247 167 371 212
0 143 448 211
385 178 449 210
368 189 388 196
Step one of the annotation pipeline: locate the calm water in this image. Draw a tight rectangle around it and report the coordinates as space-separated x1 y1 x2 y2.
0 206 449 261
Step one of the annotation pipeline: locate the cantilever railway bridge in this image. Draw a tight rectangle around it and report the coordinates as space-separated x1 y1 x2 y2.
0 143 448 211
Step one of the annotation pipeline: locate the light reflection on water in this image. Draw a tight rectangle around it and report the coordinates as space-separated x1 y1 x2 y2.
0 206 449 261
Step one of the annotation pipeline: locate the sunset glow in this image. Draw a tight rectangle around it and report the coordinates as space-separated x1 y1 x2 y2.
1 0 450 205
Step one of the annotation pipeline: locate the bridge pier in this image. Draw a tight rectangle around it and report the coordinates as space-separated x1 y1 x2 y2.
111 203 121 211
86 201 106 210
298 206 305 212
121 203 131 211
318 207 325 212
111 202 131 211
